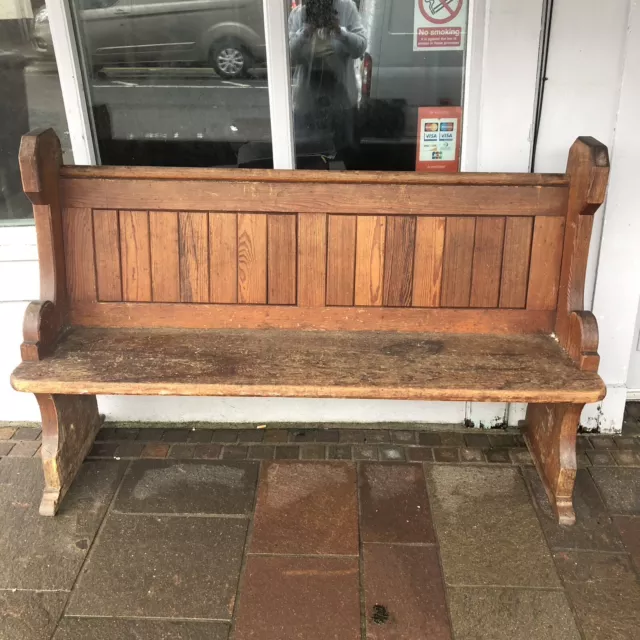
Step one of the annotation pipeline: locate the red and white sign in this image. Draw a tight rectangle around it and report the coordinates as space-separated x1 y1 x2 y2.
415 106 462 173
413 0 467 51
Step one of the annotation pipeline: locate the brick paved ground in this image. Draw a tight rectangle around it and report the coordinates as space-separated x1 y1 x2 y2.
0 417 639 639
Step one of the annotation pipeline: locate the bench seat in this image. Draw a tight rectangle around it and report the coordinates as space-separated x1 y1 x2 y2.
12 327 605 403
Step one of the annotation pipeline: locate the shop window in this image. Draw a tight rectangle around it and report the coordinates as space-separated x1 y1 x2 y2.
0 4 71 222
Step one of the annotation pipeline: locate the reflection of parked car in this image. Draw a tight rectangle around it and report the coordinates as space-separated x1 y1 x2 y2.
357 0 464 140
33 0 266 78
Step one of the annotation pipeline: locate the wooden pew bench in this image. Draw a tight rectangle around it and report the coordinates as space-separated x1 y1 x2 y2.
11 129 609 523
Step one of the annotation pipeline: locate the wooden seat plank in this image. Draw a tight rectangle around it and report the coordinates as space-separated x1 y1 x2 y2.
12 328 605 403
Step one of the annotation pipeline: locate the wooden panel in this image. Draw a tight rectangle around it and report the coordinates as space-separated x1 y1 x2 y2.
61 164 570 186
238 213 267 304
149 212 180 302
355 216 386 306
119 210 152 302
470 217 506 307
500 217 534 308
298 213 327 307
440 217 476 307
93 209 121 302
326 215 356 306
209 213 238 303
179 212 209 303
412 217 445 307
383 216 416 307
13 327 604 404
70 302 555 334
63 208 97 302
61 179 569 217
527 217 566 310
267 214 297 305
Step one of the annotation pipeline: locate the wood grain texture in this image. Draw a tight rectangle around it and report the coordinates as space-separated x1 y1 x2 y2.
36 393 101 516
63 208 97 302
412 217 445 308
238 213 267 304
13 328 605 404
119 210 152 302
440 217 476 308
499 217 534 309
355 216 386 306
470 217 505 308
69 302 555 335
61 164 570 186
61 179 569 217
383 216 416 307
527 217 565 310
93 209 122 302
524 402 583 525
179 212 209 303
298 213 326 307
326 215 356 306
267 214 297 305
209 213 238 303
149 212 180 302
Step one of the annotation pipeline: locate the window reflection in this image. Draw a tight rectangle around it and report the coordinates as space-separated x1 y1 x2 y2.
292 0 467 171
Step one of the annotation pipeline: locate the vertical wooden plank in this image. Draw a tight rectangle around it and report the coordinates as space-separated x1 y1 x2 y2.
355 216 386 306
178 212 209 303
119 210 152 302
93 209 121 302
383 216 416 307
63 208 97 302
499 217 534 308
470 217 506 307
238 213 267 304
210 213 238 303
527 216 566 310
440 217 476 307
149 212 180 302
412 216 445 307
268 214 297 305
298 213 327 307
326 215 356 306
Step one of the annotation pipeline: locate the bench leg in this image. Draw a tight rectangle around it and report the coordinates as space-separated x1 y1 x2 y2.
36 394 102 516
523 402 583 526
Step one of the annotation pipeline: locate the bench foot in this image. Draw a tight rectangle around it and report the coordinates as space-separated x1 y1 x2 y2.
523 402 583 526
36 394 102 516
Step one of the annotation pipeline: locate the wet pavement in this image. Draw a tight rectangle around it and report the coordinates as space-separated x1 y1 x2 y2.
0 420 639 639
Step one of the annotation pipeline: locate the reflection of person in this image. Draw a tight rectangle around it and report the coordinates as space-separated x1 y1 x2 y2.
289 0 366 161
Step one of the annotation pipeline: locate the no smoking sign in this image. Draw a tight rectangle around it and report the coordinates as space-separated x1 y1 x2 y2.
413 0 467 51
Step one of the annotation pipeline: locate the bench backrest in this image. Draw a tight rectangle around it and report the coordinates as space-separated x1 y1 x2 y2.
20 130 609 343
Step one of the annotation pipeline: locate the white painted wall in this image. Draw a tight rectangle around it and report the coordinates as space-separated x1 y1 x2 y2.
535 0 639 431
0 0 547 426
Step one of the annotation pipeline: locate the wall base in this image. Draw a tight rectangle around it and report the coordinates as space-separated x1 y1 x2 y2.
580 385 627 433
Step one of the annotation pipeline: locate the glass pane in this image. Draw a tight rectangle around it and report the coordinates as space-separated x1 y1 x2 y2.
0 4 71 222
289 0 468 171
68 0 273 167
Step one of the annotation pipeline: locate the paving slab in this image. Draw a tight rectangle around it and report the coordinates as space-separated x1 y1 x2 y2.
524 467 624 552
590 467 640 515
359 463 435 544
554 550 640 640
53 617 229 639
447 588 580 640
67 513 247 619
251 462 358 555
233 555 360 640
0 590 67 640
425 466 560 587
613 516 640 572
363 544 451 639
0 458 127 590
114 460 258 514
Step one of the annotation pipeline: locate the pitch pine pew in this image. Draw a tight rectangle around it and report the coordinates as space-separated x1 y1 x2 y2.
11 129 609 523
